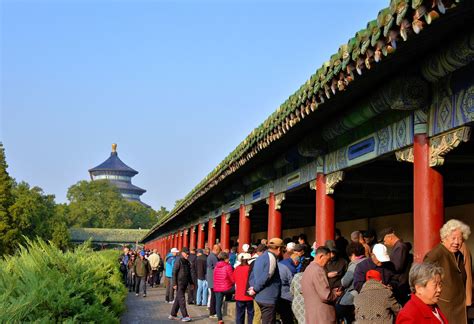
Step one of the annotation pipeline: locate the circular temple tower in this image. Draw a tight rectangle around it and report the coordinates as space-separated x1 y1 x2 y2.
88 144 148 206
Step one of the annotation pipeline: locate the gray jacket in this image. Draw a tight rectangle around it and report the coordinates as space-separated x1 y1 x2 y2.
206 252 218 288
339 256 366 305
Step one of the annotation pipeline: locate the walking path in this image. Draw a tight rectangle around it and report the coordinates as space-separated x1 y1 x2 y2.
120 285 219 324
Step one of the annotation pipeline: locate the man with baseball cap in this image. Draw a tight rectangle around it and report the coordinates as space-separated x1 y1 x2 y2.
248 237 283 323
353 243 397 293
169 247 193 322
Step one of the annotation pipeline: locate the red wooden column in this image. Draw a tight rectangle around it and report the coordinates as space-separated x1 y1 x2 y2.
220 213 230 251
183 229 189 248
173 233 178 248
189 226 197 250
267 192 284 239
413 134 444 262
208 219 217 248
167 235 171 252
178 231 183 250
197 223 205 249
164 237 167 255
315 173 335 247
238 204 251 252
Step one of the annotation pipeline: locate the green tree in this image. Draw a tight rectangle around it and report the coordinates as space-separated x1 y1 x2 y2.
66 180 159 229
156 206 169 220
66 180 127 228
126 201 158 228
8 182 56 243
51 221 71 251
0 143 16 254
50 203 71 251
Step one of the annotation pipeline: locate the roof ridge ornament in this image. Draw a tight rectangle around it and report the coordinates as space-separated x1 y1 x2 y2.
112 143 117 153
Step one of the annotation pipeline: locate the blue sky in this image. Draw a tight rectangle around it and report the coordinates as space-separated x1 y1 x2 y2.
1 0 385 210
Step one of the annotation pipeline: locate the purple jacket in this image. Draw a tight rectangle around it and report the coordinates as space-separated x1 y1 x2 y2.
353 257 397 292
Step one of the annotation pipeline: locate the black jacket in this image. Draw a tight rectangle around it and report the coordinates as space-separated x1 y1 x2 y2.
172 256 193 286
187 253 197 281
195 254 207 280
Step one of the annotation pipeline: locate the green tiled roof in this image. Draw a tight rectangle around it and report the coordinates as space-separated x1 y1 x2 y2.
144 0 464 239
70 228 149 243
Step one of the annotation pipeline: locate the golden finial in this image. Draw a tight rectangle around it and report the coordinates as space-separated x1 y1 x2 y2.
112 143 117 153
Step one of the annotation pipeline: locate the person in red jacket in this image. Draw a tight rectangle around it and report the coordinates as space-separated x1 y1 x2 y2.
233 253 254 324
214 251 235 323
396 262 448 324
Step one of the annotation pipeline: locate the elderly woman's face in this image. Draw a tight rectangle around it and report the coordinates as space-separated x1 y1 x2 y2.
416 274 442 305
442 229 464 253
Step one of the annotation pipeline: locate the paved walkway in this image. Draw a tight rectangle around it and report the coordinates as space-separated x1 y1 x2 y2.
120 285 218 324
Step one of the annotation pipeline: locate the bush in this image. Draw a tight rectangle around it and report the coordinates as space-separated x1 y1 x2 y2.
0 238 127 323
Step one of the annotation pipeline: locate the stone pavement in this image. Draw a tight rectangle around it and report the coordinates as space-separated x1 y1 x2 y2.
120 285 224 324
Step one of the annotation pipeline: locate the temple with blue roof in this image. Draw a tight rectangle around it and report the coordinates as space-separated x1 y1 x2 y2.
89 144 148 206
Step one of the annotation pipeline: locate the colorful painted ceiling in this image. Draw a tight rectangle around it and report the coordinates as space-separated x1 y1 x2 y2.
149 0 469 233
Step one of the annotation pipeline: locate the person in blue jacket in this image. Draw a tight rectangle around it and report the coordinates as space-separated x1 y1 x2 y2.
165 247 179 303
248 237 284 324
277 250 300 323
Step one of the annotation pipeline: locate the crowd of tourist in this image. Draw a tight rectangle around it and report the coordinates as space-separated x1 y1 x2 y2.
119 219 472 323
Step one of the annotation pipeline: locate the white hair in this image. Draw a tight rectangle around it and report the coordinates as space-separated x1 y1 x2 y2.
440 219 471 241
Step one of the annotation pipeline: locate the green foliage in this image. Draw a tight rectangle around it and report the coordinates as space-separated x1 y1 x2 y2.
69 228 148 244
126 201 158 229
0 142 15 255
66 180 162 229
0 181 58 255
52 221 71 251
10 182 56 239
0 238 127 323
67 180 128 228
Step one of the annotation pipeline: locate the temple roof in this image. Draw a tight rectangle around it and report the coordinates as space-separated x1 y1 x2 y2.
144 0 473 237
89 144 138 176
109 180 146 194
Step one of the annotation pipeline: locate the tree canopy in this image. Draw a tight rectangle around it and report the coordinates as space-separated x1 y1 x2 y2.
0 142 169 256
66 180 161 229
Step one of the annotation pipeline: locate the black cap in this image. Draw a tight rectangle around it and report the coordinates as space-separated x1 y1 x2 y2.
182 247 190 254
